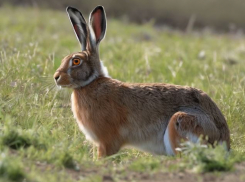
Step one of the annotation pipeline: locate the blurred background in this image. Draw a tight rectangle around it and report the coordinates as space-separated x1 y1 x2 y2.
1 0 245 32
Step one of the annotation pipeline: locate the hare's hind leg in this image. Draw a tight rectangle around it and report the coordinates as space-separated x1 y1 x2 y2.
164 111 206 156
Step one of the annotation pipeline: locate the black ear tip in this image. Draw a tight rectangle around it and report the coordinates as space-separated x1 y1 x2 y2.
97 5 105 9
66 6 79 13
66 6 72 11
94 5 105 12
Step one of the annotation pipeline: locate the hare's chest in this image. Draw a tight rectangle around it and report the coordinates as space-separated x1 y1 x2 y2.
71 93 99 143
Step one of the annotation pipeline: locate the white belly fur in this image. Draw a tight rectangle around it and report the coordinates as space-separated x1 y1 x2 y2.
120 124 167 155
126 138 165 155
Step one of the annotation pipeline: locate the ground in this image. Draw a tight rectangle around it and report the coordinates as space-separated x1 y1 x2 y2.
0 6 245 182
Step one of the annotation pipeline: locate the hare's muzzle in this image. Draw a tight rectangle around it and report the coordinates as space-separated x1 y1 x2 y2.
53 71 72 87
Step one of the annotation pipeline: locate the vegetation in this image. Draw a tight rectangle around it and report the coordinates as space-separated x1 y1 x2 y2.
0 154 25 182
0 6 245 181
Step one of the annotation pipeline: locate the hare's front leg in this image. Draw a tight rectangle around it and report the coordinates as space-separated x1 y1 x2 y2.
98 142 121 158
164 111 206 155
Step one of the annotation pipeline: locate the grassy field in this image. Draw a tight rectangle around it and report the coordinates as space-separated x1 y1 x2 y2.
1 6 245 182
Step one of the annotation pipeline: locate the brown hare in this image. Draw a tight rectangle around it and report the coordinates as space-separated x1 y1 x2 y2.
53 6 230 157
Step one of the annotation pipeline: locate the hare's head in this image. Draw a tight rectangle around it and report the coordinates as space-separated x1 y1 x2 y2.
54 6 108 88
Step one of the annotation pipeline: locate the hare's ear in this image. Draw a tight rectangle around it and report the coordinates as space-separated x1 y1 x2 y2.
88 6 107 50
66 7 88 51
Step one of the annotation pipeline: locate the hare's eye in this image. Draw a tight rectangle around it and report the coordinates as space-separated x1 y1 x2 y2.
72 58 81 66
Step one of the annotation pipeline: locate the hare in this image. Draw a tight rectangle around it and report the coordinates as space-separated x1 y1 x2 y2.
53 6 230 157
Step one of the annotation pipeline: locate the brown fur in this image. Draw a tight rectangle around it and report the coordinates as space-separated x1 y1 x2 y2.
54 6 230 157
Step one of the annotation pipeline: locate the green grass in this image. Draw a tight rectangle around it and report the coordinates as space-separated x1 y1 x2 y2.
0 154 25 182
1 5 245 182
179 141 243 173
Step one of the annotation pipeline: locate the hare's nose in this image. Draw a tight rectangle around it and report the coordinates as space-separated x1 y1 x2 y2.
55 75 60 81
53 72 61 82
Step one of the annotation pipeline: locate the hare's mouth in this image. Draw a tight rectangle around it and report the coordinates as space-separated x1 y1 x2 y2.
60 85 72 88
57 83 81 89
55 84 73 88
